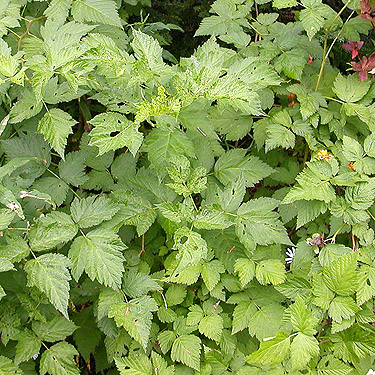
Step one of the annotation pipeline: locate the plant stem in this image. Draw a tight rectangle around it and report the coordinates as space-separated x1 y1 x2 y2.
17 16 45 52
315 0 354 91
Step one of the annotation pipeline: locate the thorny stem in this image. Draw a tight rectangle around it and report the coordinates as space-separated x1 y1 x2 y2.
315 0 354 91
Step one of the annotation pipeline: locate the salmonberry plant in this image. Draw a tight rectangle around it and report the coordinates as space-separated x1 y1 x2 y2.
1 0 375 374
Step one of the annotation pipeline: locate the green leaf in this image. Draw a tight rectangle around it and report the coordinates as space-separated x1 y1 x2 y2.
210 107 253 141
274 49 306 80
24 254 71 318
328 296 361 323
248 304 285 341
283 162 336 203
151 352 174 375
331 324 375 363
0 208 14 230
40 342 79 375
342 136 364 162
300 2 326 40
156 202 183 223
273 0 298 8
289 297 319 335
122 269 161 298
333 74 371 103
158 330 176 354
357 265 375 305
256 259 286 285
0 41 20 78
58 152 88 187
318 244 352 267
215 176 246 213
193 208 232 230
316 356 352 375
69 228 126 289
71 195 119 228
14 330 41 365
346 180 375 211
131 30 166 74
186 305 203 326
32 316 77 342
44 0 73 27
296 200 328 229
115 354 152 375
37 109 77 159
110 190 157 236
201 260 225 291
1 133 51 179
28 211 78 252
167 156 207 197
108 296 158 351
171 334 201 371
97 287 123 321
364 133 375 158
9 90 43 124
173 227 208 274
165 285 187 306
265 124 295 153
0 157 31 180
0 356 23 375
234 258 255 287
2 236 30 263
312 273 335 310
236 198 291 251
323 253 358 296
232 301 257 334
341 16 372 41
199 314 223 341
247 332 290 365
290 333 319 370
214 149 274 187
71 0 122 27
89 112 143 156
0 186 24 219
32 177 69 207
72 306 101 358
142 128 195 171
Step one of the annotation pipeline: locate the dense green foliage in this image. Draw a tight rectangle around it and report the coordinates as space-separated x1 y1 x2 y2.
1 0 375 374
